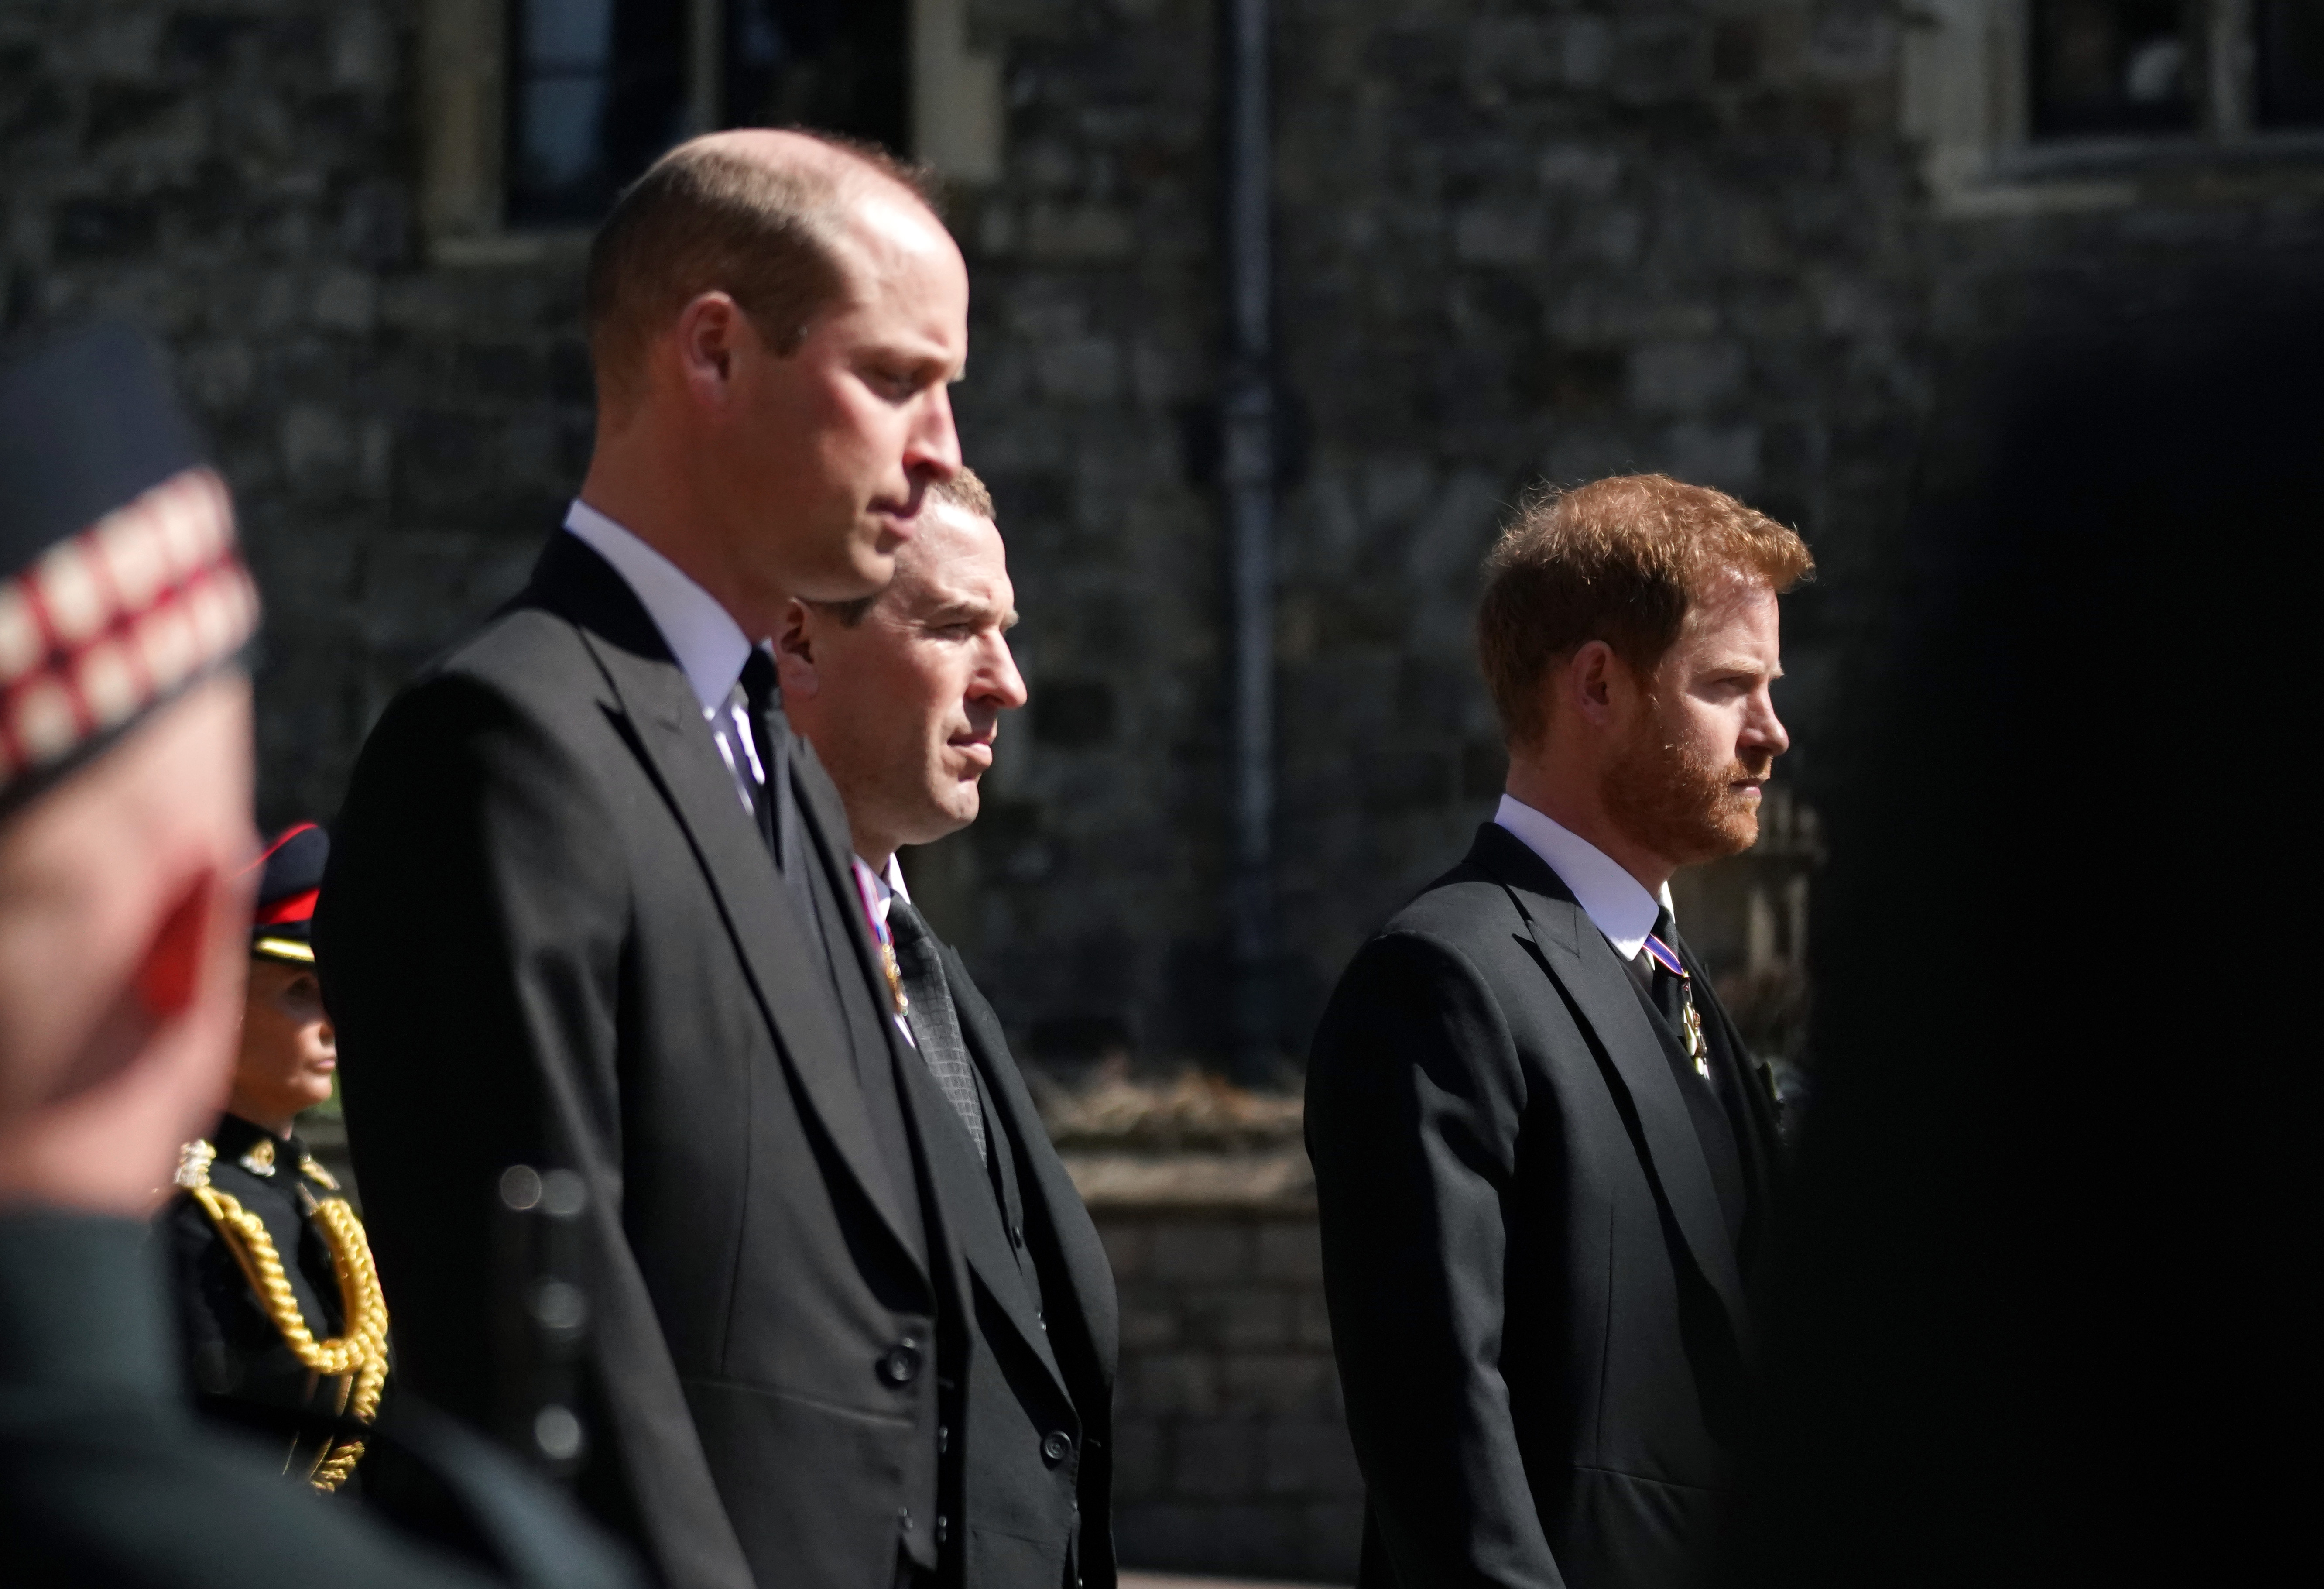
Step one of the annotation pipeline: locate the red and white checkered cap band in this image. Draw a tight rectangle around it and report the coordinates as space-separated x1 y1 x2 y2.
0 466 259 790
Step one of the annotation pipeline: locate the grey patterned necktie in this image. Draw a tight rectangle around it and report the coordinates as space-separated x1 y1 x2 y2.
885 895 988 1165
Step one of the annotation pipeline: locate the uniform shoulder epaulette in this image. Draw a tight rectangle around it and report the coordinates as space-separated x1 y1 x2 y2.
175 1138 216 1190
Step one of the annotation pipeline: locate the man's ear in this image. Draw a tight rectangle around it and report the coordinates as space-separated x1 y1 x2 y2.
134 872 221 1020
773 599 819 699
673 291 743 400
1568 640 1621 727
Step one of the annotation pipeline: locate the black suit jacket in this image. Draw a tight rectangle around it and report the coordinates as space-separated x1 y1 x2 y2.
1306 824 1780 1589
320 534 978 1589
911 933 1119 1589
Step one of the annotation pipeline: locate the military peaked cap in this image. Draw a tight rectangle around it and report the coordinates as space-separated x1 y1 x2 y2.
249 822 328 963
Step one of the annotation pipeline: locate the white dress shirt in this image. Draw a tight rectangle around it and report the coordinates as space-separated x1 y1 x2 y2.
855 853 911 929
564 500 766 810
1494 793 1677 962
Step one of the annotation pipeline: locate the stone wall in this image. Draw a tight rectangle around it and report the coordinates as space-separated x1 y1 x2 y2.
4 0 2321 1077
1077 1160 1359 1582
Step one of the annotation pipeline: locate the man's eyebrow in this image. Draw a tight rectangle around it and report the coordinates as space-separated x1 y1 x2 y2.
1705 657 1782 681
922 598 1011 627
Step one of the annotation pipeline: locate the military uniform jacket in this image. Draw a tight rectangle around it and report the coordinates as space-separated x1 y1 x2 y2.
162 1112 382 1485
1306 824 1782 1589
317 532 1118 1589
2 1210 642 1589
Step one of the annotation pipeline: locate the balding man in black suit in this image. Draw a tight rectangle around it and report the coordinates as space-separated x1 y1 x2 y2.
319 130 1041 1589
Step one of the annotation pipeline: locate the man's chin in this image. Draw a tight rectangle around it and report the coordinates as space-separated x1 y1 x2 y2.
1666 809 1759 868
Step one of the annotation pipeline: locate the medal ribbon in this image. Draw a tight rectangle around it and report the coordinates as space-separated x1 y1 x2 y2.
850 859 912 1022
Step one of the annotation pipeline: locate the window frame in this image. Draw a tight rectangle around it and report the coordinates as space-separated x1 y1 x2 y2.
418 0 1001 264
1902 0 2324 217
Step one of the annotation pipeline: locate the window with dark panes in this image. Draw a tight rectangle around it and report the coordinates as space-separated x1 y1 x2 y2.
507 1 690 226
726 1 909 155
2032 0 2201 137
505 1 909 230
2256 0 2324 129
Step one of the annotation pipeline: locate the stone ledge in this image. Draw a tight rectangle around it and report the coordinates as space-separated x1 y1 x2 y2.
1061 1146 1314 1212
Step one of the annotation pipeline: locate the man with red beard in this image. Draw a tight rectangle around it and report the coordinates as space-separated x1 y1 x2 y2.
1306 474 1813 1589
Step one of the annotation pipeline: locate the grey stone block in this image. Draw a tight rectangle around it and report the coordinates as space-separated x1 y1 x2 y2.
1628 340 1747 417
1184 1285 1294 1351
1093 1217 1149 1280
1220 1353 1340 1417
1302 1500 1368 1579
1294 1288 1339 1351
1170 1417 1263 1499
1117 1298 1180 1351
1264 1419 1365 1499
1116 1501 1306 1579
1149 1221 1252 1284
1111 1416 1167 1500
1121 1352 1217 1418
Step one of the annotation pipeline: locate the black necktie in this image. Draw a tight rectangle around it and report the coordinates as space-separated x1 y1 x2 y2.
884 896 988 1165
736 651 799 869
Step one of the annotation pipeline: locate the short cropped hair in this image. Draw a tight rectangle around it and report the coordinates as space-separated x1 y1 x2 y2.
807 467 996 628
585 133 939 408
1477 474 1813 749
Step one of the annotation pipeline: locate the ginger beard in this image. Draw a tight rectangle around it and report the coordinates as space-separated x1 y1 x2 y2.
1602 691 1772 868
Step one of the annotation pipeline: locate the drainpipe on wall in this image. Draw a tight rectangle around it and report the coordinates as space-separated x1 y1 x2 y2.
1221 0 1276 1086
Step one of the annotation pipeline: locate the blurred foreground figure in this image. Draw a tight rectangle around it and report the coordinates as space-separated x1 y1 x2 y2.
0 323 638 1589
319 130 980 1589
1722 289 2319 1587
1308 477 1813 1589
164 821 390 1490
776 467 1120 1589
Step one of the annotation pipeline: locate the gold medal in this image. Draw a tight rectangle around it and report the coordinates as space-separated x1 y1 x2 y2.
880 941 908 1017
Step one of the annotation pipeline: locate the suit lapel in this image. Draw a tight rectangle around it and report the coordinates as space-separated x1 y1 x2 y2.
1476 827 1756 1360
534 539 927 1276
946 944 1119 1380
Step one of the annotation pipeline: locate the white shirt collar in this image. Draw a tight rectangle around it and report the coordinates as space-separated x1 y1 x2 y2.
1493 793 1676 962
855 854 911 929
562 500 754 716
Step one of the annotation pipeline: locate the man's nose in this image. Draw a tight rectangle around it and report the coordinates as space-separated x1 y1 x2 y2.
1747 689 1790 758
980 638 1028 711
906 384 963 479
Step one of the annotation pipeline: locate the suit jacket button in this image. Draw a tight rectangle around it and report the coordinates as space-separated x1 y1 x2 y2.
936 1514 949 1545
898 1507 914 1532
1041 1431 1072 1464
877 1338 922 1386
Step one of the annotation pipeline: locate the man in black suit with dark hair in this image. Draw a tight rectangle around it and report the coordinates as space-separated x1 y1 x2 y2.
774 463 1117 1589
317 128 1025 1589
1307 474 1813 1589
